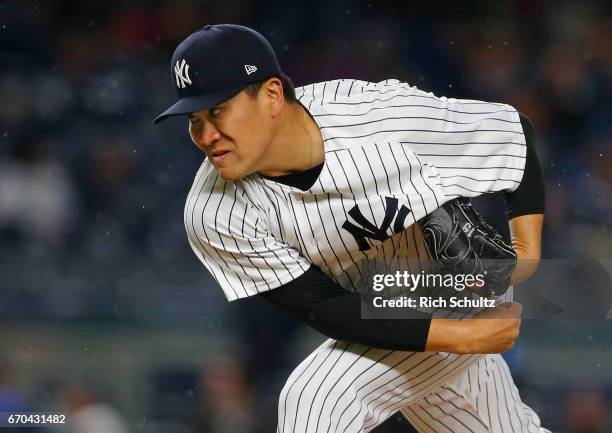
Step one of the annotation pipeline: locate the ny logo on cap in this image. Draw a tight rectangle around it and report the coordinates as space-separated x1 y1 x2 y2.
244 64 257 75
174 59 192 88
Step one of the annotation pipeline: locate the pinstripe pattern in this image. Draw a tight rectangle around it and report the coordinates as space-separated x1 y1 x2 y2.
185 79 525 301
183 78 543 432
398 355 551 433
278 341 550 433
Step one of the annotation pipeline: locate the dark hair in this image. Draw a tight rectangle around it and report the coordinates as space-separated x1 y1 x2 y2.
244 72 296 102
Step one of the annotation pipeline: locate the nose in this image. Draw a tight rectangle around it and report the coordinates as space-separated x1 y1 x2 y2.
204 126 221 147
197 120 221 148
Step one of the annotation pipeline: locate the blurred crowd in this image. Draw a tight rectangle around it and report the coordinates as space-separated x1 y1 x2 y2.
1 1 611 432
1 1 610 265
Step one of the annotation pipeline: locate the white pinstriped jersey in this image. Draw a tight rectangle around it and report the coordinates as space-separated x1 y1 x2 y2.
184 79 526 302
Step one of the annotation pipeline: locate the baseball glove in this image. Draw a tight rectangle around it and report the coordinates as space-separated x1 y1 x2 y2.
419 197 517 297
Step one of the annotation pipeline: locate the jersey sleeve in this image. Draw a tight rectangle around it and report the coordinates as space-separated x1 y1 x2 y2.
386 79 527 197
184 163 311 301
319 79 527 198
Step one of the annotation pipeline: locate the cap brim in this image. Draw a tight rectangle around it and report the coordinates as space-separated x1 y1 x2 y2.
153 85 245 124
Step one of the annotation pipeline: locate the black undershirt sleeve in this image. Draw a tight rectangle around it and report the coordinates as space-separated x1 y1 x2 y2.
255 111 543 350
256 112 544 350
259 160 432 351
503 113 546 219
260 266 433 352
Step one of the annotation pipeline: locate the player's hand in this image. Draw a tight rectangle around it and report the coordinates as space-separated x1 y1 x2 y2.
472 301 522 319
425 302 522 354
463 302 522 353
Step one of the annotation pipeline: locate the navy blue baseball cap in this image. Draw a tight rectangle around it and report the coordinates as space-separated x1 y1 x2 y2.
154 24 281 124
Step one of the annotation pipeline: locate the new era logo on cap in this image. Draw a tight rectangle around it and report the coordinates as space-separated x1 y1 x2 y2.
175 59 192 88
245 64 257 75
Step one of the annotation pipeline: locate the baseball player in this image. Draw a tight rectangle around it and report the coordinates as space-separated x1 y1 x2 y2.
155 25 548 433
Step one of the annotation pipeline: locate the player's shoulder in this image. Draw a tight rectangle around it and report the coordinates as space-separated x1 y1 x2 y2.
296 78 406 105
295 79 366 104
185 158 220 200
184 159 260 221
296 78 438 116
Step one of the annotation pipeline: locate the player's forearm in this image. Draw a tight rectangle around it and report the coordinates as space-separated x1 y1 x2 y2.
509 213 543 284
425 318 472 353
260 267 434 352
426 320 516 354
426 303 522 354
503 114 545 285
425 319 490 354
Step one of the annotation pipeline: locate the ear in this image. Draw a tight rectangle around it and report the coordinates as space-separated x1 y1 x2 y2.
261 77 284 117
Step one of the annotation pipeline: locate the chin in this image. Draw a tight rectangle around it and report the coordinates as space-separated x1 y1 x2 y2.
217 161 257 181
217 167 241 181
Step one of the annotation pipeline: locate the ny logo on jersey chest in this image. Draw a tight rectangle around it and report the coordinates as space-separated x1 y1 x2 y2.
342 196 411 251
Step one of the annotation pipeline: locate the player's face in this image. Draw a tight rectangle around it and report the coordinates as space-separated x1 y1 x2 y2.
188 89 275 180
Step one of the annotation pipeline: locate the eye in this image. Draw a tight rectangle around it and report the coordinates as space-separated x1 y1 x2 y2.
209 107 221 117
188 115 199 125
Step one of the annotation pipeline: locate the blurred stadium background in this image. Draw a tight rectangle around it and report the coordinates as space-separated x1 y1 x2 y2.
0 1 611 432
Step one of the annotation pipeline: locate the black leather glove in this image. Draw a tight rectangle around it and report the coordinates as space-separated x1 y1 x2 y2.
419 198 517 297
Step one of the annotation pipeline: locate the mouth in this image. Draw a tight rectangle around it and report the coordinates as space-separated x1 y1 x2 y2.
210 149 231 163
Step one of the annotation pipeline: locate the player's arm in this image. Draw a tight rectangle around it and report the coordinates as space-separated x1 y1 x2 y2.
504 113 545 284
261 266 521 354
508 215 543 284
426 303 522 353
260 266 433 352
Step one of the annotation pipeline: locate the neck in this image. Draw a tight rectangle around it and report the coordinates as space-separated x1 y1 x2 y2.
257 103 324 177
